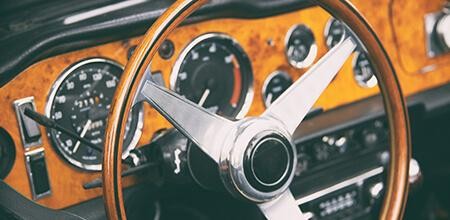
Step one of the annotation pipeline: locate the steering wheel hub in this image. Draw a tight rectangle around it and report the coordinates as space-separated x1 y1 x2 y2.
219 118 297 203
244 132 295 192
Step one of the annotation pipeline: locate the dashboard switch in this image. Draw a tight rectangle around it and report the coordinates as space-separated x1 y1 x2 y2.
25 148 51 200
13 97 42 149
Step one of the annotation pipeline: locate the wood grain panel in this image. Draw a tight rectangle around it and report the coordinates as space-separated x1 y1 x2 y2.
390 0 450 74
0 0 449 209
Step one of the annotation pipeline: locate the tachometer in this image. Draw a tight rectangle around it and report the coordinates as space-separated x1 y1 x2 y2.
171 33 253 118
46 58 143 171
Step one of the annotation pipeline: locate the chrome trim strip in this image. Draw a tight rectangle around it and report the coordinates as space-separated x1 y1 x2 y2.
63 0 147 25
296 166 384 205
24 148 51 200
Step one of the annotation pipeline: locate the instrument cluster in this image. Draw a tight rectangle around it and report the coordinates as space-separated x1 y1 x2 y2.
41 17 379 171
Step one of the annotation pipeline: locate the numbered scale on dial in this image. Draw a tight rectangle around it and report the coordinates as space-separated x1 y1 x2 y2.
46 58 143 171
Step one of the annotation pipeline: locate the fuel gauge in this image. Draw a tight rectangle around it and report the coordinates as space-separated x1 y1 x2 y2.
262 71 293 108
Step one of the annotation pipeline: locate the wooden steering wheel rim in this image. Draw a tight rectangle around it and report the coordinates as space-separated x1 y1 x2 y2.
102 0 411 219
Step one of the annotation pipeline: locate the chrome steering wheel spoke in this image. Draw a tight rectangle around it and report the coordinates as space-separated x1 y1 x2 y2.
263 37 357 134
139 80 236 163
136 37 357 220
258 190 309 220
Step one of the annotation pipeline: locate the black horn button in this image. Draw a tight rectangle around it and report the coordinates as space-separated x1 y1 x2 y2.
244 133 295 192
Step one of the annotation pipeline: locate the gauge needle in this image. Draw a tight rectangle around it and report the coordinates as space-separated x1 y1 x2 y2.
73 120 92 153
198 88 210 107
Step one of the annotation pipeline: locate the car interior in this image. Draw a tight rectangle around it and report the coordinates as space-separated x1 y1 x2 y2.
0 0 449 219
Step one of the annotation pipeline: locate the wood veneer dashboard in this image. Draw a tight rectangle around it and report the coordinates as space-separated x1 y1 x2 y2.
0 0 449 209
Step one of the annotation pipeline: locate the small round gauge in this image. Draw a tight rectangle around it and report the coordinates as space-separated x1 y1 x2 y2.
262 71 293 108
171 33 253 118
285 24 317 69
353 52 378 88
324 18 347 49
46 58 143 171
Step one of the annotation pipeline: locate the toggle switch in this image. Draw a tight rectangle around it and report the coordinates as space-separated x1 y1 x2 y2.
13 97 42 149
25 148 51 200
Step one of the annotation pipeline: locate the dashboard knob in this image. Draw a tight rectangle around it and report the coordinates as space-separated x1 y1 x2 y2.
436 13 450 50
409 158 422 185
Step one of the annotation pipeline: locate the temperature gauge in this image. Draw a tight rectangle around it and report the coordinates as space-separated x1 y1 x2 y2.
262 71 293 108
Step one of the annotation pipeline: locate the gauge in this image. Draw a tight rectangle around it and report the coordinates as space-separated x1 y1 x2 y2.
262 71 293 108
46 58 143 171
324 18 360 50
353 52 378 88
324 18 347 49
285 24 317 69
171 33 253 118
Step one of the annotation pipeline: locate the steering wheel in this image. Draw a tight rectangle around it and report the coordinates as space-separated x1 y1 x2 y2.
102 0 411 219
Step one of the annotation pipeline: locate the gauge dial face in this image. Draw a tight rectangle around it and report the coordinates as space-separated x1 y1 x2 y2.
46 58 143 171
324 18 347 49
262 71 293 108
353 52 378 88
285 24 317 69
171 33 253 118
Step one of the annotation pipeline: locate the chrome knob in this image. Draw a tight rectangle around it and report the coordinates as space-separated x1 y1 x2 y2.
368 182 384 199
436 14 450 50
409 158 422 184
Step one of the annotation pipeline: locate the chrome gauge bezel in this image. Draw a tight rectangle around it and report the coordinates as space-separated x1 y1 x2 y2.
170 33 254 119
284 24 318 69
352 51 378 88
45 57 144 171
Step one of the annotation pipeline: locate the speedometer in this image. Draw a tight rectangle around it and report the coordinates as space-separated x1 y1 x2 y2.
45 58 143 171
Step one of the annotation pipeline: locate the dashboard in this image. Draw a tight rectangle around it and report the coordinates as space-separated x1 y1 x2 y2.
0 0 450 219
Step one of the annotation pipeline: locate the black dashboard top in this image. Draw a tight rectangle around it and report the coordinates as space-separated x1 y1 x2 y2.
0 0 311 87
